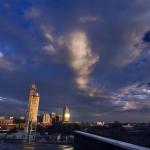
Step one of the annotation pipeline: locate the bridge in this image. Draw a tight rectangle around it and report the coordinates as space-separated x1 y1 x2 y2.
74 131 150 150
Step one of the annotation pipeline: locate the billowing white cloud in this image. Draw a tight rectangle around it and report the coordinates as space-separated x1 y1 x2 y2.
67 31 99 93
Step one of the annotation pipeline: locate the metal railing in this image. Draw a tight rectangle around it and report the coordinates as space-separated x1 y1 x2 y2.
74 131 150 150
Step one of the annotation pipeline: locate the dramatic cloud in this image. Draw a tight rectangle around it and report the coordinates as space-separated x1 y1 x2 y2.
0 0 150 121
112 82 150 111
67 31 99 93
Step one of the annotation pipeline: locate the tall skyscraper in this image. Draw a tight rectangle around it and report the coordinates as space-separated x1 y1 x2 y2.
24 84 40 141
63 106 70 122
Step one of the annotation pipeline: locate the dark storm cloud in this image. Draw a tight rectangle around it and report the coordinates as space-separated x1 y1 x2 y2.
0 0 150 122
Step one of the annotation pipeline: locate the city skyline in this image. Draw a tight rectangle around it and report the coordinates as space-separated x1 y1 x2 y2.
0 0 150 122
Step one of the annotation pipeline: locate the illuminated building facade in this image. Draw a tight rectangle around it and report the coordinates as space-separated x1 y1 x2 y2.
24 84 40 141
42 113 52 125
63 106 70 122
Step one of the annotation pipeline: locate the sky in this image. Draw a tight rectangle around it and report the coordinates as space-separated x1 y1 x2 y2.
0 0 150 122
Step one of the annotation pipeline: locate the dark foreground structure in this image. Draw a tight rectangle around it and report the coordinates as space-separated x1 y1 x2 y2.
74 131 150 150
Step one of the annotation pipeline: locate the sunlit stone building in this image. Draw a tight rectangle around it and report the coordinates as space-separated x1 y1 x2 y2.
63 106 70 122
24 84 40 140
42 113 52 125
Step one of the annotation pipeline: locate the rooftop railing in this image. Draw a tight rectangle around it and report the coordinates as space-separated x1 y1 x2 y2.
74 131 150 150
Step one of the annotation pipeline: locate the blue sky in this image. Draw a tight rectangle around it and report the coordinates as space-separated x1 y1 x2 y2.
0 0 150 122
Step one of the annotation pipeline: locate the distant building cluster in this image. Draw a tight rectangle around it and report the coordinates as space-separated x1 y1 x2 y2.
0 84 71 132
0 116 25 130
0 84 106 134
0 116 13 126
0 107 71 131
37 106 71 126
36 106 71 126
